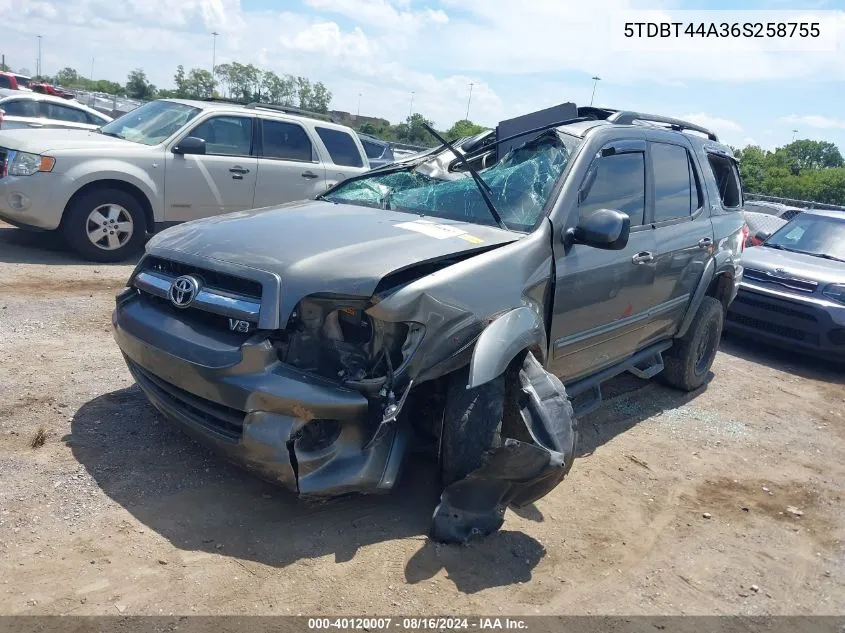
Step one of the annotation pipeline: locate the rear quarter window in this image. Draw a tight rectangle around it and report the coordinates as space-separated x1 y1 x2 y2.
707 152 742 209
316 127 364 168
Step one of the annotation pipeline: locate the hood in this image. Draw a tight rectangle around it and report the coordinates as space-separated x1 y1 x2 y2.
742 245 845 286
0 128 134 153
147 199 520 308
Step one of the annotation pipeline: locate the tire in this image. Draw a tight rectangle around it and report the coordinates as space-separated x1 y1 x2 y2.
439 366 505 487
62 188 147 262
660 296 724 392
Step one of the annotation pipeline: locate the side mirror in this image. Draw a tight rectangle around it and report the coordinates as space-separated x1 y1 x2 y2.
172 136 206 156
565 209 631 251
754 230 770 243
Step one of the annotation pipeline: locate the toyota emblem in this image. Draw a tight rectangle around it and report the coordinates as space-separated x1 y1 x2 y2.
169 275 200 308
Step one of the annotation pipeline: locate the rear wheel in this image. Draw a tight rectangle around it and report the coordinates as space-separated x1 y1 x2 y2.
660 296 723 392
63 188 147 262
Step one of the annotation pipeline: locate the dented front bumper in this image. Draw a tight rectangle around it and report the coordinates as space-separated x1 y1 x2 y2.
112 292 407 497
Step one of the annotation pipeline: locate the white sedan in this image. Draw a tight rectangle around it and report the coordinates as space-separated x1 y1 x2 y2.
0 90 112 132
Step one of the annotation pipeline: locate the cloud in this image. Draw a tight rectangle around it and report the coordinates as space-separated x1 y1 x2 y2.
679 113 743 135
280 22 376 62
780 114 845 130
304 0 447 30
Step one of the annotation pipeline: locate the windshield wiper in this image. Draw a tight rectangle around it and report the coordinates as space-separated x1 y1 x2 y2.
98 130 124 139
810 252 845 263
421 122 507 230
763 243 787 250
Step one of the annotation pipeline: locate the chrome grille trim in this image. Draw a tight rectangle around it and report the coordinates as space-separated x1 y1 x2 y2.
134 271 261 322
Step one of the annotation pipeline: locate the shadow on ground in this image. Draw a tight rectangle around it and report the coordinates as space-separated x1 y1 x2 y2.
69 385 547 593
719 332 845 384
0 224 141 266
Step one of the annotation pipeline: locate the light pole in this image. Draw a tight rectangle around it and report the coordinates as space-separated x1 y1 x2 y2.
36 35 42 78
408 91 415 119
465 82 474 121
90 57 94 81
357 92 362 117
590 75 601 106
792 129 798 142
211 31 219 86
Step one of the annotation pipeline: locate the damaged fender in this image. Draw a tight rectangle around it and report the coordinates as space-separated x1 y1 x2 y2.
467 305 547 389
431 352 577 544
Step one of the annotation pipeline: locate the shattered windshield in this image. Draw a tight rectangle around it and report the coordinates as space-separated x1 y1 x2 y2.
99 100 201 145
321 133 573 232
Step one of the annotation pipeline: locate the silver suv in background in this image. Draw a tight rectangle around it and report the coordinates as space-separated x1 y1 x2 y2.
0 89 112 131
0 99 369 261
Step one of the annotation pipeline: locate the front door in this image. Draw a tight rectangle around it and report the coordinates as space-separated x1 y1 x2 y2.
165 114 258 221
548 146 657 383
644 141 715 344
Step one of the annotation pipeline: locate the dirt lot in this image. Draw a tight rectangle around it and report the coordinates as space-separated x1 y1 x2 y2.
0 220 843 616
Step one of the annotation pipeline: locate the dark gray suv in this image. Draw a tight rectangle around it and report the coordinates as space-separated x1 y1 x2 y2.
112 108 746 543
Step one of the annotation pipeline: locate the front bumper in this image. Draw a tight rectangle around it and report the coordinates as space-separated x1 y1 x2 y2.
725 280 845 361
0 172 71 230
112 290 408 496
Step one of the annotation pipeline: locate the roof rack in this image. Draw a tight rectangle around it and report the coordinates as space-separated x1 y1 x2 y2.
606 111 719 142
245 102 334 122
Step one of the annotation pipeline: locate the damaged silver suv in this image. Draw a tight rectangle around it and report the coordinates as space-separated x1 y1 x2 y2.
112 107 746 543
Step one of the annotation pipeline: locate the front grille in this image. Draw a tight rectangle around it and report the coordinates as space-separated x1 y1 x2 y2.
142 255 263 300
733 294 818 322
744 268 818 293
726 312 819 344
127 358 245 442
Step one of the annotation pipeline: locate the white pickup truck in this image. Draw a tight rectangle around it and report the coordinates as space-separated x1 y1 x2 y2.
0 99 370 261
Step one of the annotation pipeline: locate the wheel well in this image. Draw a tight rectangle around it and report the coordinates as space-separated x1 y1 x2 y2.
705 272 733 313
62 180 154 233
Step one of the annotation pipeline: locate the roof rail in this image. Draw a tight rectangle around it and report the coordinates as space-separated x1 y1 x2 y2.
245 102 334 122
607 111 719 142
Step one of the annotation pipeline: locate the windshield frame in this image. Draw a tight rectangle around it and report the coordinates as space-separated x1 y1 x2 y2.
763 212 845 261
319 129 582 234
98 100 203 146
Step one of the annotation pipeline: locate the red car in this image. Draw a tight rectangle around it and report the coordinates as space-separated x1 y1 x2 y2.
30 82 75 99
0 71 32 90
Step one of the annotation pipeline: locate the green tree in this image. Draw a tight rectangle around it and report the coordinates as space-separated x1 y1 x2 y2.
214 63 231 97
125 68 156 99
295 76 313 109
446 119 487 139
173 65 187 98
783 139 844 171
396 113 437 145
0 60 8 72
309 81 332 113
186 68 214 99
54 67 79 86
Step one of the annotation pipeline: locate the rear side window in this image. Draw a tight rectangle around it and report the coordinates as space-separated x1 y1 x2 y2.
0 76 12 89
579 152 646 226
362 139 384 159
85 111 108 126
652 142 703 222
261 119 314 162
188 116 253 156
44 103 88 124
316 127 364 168
707 153 742 208
1 99 39 117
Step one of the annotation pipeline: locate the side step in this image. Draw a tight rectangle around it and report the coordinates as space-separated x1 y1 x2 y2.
627 351 665 380
571 384 602 418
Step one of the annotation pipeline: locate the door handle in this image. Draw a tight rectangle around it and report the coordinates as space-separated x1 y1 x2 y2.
631 251 654 264
301 171 319 179
229 166 250 175
698 237 713 249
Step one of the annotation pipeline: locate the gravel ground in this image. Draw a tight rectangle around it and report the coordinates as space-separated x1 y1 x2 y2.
0 221 843 616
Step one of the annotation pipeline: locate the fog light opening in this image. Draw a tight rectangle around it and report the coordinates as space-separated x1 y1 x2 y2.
294 419 341 453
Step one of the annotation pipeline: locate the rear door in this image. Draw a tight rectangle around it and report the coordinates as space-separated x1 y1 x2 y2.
643 140 714 344
314 125 370 187
253 117 327 208
40 101 101 130
164 114 258 221
548 141 658 382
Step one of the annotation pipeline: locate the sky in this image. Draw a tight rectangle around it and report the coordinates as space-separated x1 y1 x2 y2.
1 0 844 152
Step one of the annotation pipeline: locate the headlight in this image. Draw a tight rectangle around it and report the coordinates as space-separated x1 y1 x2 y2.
7 151 55 176
822 283 845 305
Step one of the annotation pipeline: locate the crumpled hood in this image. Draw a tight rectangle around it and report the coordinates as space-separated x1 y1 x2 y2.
742 245 845 286
147 199 520 304
0 128 133 153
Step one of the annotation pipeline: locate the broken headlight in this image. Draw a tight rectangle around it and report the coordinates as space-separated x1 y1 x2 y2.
273 297 424 386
